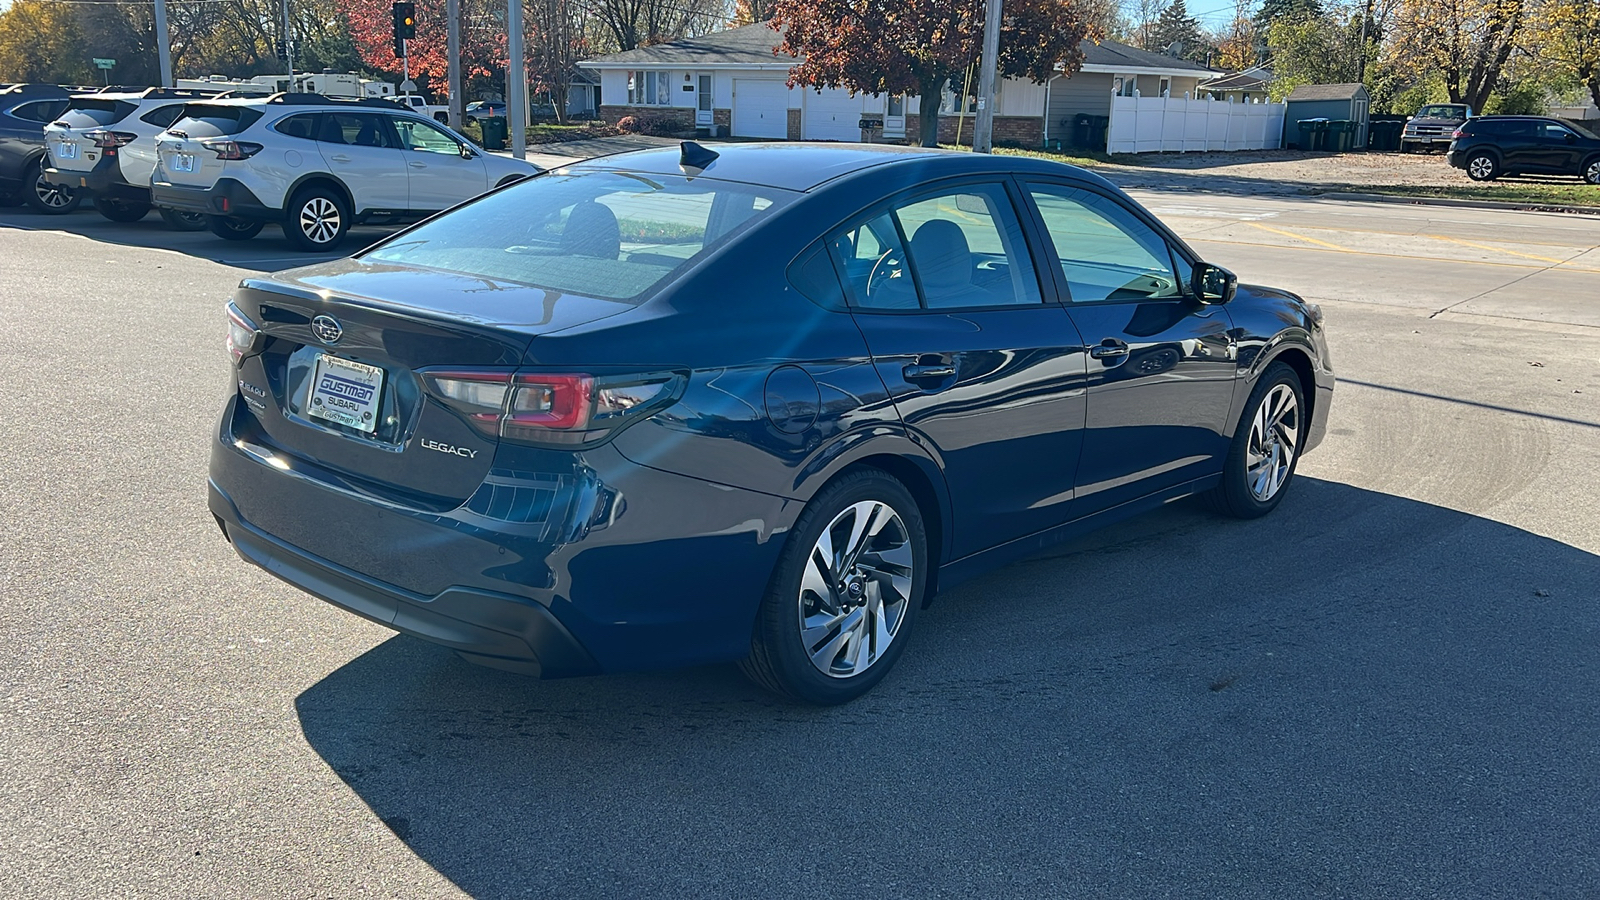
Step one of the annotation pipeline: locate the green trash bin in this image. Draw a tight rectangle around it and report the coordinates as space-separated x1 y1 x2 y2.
479 116 508 151
1088 115 1110 150
1327 120 1355 152
1368 119 1403 152
1295 118 1329 151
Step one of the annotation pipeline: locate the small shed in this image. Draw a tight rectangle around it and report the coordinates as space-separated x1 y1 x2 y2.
1283 82 1370 149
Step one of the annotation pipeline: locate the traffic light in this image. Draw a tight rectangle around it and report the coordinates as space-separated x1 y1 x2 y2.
392 2 416 39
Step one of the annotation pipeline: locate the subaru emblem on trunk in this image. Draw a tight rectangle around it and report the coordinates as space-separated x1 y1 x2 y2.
311 315 343 344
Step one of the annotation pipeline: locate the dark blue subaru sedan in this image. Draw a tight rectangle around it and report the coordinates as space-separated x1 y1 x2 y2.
210 142 1333 704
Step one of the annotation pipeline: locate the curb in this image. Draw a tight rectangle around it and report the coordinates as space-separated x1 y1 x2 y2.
1315 190 1600 216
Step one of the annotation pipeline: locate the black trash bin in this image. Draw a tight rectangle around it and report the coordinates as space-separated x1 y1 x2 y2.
1088 115 1110 150
479 116 508 151
1296 118 1329 151
1072 113 1092 149
1368 119 1403 152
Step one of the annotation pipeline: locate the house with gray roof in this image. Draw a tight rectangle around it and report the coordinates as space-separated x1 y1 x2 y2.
577 24 1216 148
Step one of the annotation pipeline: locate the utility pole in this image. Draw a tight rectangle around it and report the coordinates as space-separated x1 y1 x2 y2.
1357 0 1373 82
153 0 173 87
972 0 1002 153
507 0 527 158
447 0 463 128
281 0 295 88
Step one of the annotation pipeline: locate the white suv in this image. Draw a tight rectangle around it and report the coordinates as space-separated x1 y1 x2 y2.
150 93 541 251
42 88 220 228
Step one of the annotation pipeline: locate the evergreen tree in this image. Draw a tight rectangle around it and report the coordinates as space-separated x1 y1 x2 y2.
1255 0 1324 30
1150 0 1206 61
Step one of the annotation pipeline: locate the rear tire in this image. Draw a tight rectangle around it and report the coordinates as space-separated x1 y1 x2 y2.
282 186 350 252
1207 362 1305 519
93 195 151 223
23 158 79 214
207 215 264 240
159 207 208 231
740 469 927 705
1583 157 1600 186
1465 152 1499 181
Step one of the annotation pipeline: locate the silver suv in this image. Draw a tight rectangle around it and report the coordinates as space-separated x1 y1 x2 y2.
43 88 220 228
150 93 541 251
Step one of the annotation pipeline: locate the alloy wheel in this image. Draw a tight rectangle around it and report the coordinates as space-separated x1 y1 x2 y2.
798 500 914 679
299 197 342 245
34 175 72 209
1246 383 1300 502
1467 156 1495 180
1586 160 1600 185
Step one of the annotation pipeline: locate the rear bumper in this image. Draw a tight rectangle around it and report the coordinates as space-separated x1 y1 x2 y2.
42 155 145 201
209 394 794 675
152 177 274 219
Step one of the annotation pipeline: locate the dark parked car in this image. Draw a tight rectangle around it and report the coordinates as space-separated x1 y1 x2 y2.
1447 115 1600 183
465 100 507 121
0 83 79 213
208 143 1335 704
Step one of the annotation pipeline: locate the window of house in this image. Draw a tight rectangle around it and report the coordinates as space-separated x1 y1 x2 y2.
1114 77 1136 98
1159 77 1171 97
628 71 674 106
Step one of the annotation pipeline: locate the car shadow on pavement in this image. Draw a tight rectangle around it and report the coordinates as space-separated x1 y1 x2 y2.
293 476 1600 898
0 205 395 272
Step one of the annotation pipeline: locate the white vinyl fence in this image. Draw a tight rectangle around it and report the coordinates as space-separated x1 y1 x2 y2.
1107 96 1286 153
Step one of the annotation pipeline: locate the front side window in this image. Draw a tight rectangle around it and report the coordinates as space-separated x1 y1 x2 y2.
1027 184 1183 303
832 183 1042 311
1539 122 1575 140
362 170 792 302
318 112 396 148
394 116 462 154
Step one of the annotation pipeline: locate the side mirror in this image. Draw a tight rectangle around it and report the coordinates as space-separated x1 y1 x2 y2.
459 142 477 159
1565 132 1577 143
1191 262 1237 304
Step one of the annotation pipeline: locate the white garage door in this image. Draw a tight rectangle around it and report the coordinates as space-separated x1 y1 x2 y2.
732 80 789 139
803 90 864 141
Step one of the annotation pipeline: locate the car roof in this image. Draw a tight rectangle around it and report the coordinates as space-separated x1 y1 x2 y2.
567 142 1106 193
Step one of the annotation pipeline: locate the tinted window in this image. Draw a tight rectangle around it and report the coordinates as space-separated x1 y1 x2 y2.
169 104 264 137
58 99 136 128
273 113 319 140
393 116 460 153
1539 122 1576 140
140 104 185 129
1028 184 1183 303
8 99 67 122
317 112 396 148
835 184 1042 310
1417 105 1466 118
362 171 792 302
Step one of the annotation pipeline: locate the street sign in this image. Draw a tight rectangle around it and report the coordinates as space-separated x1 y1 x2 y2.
399 79 417 93
93 58 116 69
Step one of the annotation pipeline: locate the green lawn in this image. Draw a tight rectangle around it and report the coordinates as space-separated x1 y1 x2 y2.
1333 182 1600 209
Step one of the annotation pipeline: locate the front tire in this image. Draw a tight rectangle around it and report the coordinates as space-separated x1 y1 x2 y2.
93 195 151 222
159 207 208 231
1207 362 1305 519
1465 152 1499 181
1583 157 1600 186
23 159 79 214
283 186 350 252
740 469 927 705
207 215 264 240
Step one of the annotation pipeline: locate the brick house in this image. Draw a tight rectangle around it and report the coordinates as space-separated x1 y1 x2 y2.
577 24 1216 149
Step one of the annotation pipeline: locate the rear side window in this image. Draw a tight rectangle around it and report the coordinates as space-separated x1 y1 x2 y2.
7 99 67 122
58 99 137 128
140 104 186 129
169 104 263 137
362 171 792 302
273 113 319 140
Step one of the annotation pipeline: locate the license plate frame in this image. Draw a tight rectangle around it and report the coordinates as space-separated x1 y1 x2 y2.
172 153 195 173
307 354 384 434
58 142 78 161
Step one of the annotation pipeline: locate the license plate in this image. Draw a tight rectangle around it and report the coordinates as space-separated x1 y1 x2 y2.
58 142 78 160
307 354 384 433
172 153 195 173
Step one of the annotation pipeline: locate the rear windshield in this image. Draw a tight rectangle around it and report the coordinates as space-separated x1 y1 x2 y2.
58 98 136 128
362 170 794 302
168 104 263 137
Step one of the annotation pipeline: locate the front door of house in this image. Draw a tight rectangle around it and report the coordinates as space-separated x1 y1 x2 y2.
696 73 713 128
884 95 906 139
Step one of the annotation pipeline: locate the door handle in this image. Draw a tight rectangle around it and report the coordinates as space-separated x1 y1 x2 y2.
903 364 956 381
409 162 427 169
1090 339 1130 359
329 154 351 163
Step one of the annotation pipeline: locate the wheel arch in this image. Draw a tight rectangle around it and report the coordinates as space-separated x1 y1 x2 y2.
285 172 355 215
1266 345 1318 430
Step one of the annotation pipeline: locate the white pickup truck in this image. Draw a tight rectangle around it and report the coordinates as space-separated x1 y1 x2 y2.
392 94 450 124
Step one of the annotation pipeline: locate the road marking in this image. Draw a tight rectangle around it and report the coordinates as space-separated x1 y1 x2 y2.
1186 236 1600 274
1144 205 1280 221
1245 222 1353 252
1426 235 1580 266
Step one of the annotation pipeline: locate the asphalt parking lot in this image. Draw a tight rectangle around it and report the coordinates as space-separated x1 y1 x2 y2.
2 191 1598 898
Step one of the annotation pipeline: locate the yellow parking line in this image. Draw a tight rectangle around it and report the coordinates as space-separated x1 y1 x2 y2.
1245 222 1353 252
1427 234 1577 265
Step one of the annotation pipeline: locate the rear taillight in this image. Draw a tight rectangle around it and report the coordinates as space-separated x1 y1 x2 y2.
1452 128 1465 138
201 140 263 161
226 303 260 366
85 129 136 149
422 369 683 447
